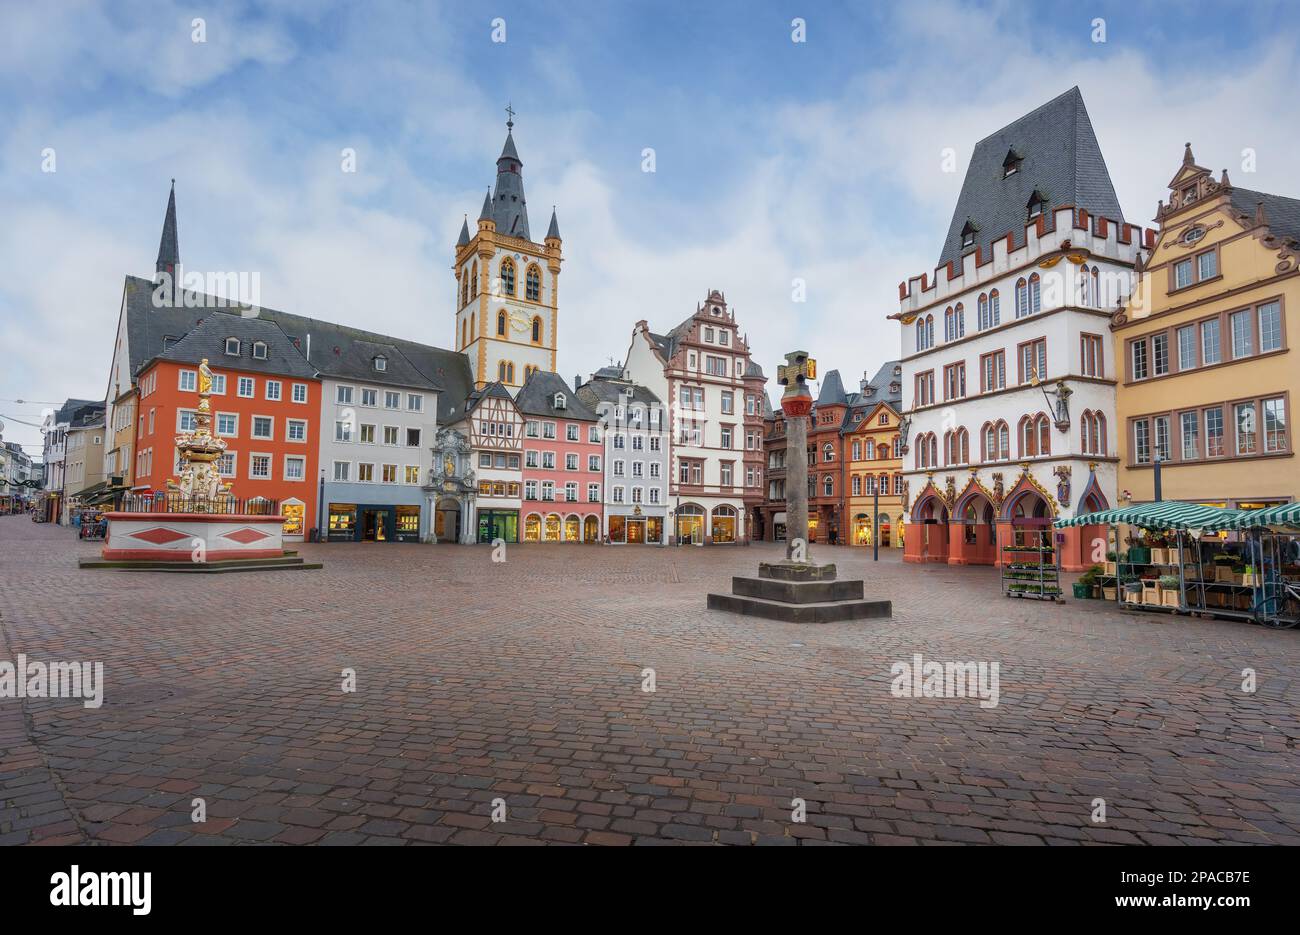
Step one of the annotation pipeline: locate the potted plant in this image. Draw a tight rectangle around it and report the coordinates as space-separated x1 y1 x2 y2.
1122 577 1142 604
1126 536 1150 566
1148 534 1169 566
1077 565 1102 598
1242 564 1260 587
1158 574 1181 608
1104 550 1118 576
1141 574 1161 605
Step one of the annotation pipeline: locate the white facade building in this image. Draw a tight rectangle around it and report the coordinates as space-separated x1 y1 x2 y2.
624 290 763 544
894 87 1149 570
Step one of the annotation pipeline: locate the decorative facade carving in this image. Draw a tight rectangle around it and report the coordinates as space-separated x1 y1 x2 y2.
1054 464 1072 509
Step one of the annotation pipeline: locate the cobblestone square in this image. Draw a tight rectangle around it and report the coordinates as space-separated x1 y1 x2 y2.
1 515 1297 846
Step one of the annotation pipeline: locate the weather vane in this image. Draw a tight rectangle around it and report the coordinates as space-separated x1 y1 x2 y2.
505 102 515 129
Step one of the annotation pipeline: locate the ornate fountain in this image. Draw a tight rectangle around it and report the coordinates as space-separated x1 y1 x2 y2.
85 357 315 570
167 359 234 508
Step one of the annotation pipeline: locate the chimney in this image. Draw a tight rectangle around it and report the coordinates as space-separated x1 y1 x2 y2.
574 373 582 392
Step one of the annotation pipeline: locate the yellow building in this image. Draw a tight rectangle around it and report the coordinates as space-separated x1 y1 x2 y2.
843 362 905 547
1113 144 1299 510
106 386 136 488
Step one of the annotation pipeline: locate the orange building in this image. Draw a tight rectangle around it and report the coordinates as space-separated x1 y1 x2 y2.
132 317 322 539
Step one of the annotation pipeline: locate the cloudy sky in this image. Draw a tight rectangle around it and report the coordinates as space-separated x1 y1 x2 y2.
1 0 1297 457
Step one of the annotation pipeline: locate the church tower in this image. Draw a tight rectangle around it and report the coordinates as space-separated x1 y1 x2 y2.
454 107 562 390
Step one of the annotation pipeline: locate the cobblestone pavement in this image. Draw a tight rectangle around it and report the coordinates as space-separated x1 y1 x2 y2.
1 514 1297 846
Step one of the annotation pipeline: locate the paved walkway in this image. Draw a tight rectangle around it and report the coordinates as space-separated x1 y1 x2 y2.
1 514 1296 845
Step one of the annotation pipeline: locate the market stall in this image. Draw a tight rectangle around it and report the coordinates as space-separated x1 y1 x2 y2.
1054 501 1299 629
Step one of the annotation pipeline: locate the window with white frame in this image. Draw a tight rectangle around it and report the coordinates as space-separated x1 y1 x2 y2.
238 377 255 398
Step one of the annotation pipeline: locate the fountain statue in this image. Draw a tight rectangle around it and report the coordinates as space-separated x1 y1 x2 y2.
166 358 234 508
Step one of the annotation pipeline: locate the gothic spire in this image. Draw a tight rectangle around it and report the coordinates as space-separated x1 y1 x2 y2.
457 215 471 246
155 179 179 280
478 189 493 223
546 206 561 241
490 107 530 239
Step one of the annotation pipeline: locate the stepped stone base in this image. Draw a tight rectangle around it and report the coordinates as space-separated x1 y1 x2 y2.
79 552 321 573
708 564 891 623
758 561 837 582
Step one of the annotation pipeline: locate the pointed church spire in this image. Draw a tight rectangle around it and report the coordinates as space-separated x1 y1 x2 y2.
457 215 471 246
155 179 179 280
490 105 529 239
546 206 561 241
478 189 493 223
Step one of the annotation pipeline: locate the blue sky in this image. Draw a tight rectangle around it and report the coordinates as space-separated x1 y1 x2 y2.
2 0 1298 456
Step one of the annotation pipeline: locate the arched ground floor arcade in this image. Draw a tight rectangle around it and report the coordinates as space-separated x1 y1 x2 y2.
901 463 1112 571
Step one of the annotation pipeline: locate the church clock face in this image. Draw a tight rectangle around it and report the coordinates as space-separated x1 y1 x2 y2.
508 309 530 332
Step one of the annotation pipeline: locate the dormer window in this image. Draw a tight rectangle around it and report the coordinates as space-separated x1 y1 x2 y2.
1002 148 1023 177
553 392 566 410
252 341 268 360
374 355 387 372
960 218 979 249
224 338 240 356
1027 189 1047 220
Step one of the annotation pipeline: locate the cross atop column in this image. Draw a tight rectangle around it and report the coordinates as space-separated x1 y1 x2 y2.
505 102 516 129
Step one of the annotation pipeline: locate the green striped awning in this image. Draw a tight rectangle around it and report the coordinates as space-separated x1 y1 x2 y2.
1210 501 1300 530
1055 501 1243 531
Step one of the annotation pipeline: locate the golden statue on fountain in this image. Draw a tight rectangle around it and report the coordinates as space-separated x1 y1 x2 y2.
167 358 234 509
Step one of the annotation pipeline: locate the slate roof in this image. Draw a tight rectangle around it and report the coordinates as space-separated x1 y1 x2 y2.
839 361 902 435
1230 186 1300 246
67 402 106 430
546 208 561 241
491 129 530 240
575 375 663 412
120 274 473 424
150 314 316 378
816 369 847 406
156 182 178 276
938 87 1124 268
464 380 516 419
861 361 904 407
56 398 103 425
515 370 599 421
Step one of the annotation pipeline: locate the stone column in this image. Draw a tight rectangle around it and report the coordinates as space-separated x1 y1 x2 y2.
779 352 815 563
785 409 810 561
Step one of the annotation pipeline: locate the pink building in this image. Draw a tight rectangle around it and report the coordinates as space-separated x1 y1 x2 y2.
515 371 603 542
